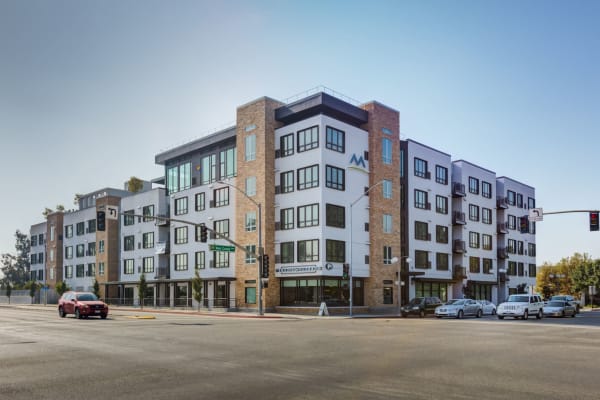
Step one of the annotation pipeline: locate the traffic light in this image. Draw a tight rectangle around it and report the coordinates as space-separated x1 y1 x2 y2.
590 212 599 231
97 211 106 231
199 223 208 242
343 263 349 279
519 216 529 233
261 254 269 278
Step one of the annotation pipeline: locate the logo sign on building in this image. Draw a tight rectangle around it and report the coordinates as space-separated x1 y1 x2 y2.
349 153 368 174
106 206 119 220
528 208 543 222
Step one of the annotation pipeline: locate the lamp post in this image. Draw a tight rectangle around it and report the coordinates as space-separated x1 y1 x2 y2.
349 180 385 317
392 256 412 315
216 180 263 316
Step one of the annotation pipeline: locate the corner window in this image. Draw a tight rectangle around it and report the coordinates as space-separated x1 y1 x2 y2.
297 126 319 152
325 126 345 153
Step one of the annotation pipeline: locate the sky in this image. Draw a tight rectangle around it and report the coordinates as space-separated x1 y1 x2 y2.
1 0 599 270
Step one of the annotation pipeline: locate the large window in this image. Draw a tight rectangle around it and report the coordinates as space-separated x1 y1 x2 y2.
213 187 229 207
325 165 345 190
76 264 84 277
326 240 345 262
382 138 392 164
469 256 480 273
201 154 216 185
415 221 428 240
326 126 345 153
195 192 205 211
124 259 134 275
469 204 480 222
220 147 237 178
469 177 479 195
414 190 428 209
175 227 188 244
436 253 449 271
436 195 448 214
124 236 135 251
469 231 480 248
175 253 188 271
436 225 448 244
143 232 154 249
298 239 319 262
436 165 448 185
280 208 294 230
298 204 319 228
280 171 294 193
214 251 230 268
245 135 256 161
297 126 319 152
326 204 345 228
167 162 192 194
298 165 319 190
175 197 188 215
482 181 492 199
280 133 294 157
280 242 294 263
414 250 429 269
414 158 428 178
143 257 154 273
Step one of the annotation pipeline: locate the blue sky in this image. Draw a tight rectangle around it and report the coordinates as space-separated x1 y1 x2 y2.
1 0 599 267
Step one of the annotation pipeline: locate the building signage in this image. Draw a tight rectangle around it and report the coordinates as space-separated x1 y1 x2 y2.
277 265 321 275
349 153 368 174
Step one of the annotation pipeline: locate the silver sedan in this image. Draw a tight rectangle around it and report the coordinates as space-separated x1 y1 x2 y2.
543 300 576 318
477 300 497 315
435 299 483 319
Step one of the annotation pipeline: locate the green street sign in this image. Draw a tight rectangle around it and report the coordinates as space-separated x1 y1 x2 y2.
209 244 236 252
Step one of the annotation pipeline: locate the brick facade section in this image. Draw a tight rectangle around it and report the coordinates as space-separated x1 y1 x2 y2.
45 212 64 288
95 196 121 299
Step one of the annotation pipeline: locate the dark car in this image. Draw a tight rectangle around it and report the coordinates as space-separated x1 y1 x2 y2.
400 296 443 318
58 291 108 319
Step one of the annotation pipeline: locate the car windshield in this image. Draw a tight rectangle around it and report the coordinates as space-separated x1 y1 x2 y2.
408 298 424 305
77 293 98 301
446 299 464 305
551 296 566 300
547 301 565 307
507 295 529 302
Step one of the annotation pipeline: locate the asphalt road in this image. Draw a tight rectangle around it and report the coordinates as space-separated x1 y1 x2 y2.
1 306 600 400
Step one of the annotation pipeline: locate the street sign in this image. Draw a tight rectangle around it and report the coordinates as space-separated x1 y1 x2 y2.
209 244 235 252
529 208 543 222
106 206 119 220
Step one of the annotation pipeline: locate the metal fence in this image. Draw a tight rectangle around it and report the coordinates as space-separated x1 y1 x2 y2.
102 297 236 310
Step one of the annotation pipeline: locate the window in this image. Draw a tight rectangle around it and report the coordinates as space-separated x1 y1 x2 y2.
280 133 294 157
65 225 73 238
436 195 448 214
383 246 393 265
414 190 428 209
87 242 95 256
142 205 154 222
76 222 84 236
124 210 135 226
414 158 428 178
528 197 536 209
213 187 229 207
326 126 345 153
508 215 516 230
517 241 524 255
175 227 188 244
76 264 84 278
87 219 96 233
383 214 392 233
298 204 319 228
195 192 205 211
298 165 319 190
469 232 480 248
436 253 449 271
175 253 188 271
528 243 536 257
382 138 392 164
167 162 192 194
382 180 392 199
469 204 480 222
435 165 448 185
245 176 256 197
325 165 345 190
245 287 256 304
517 193 523 208
123 235 135 251
65 266 73 279
124 259 134 274
528 264 537 277
415 221 429 240
214 219 230 238
98 240 105 253
469 256 480 273
99 262 105 276
482 208 492 224
280 242 294 263
507 261 517 275
65 246 73 259
482 234 493 250
518 262 524 276
76 244 85 257
201 155 216 185
50 225 55 241
414 250 429 269
326 204 345 228
245 212 256 232
280 171 294 193
245 245 257 264
436 225 448 244
220 147 236 179
280 208 294 230
213 251 230 268
143 232 154 249
507 190 516 206
469 177 479 194
508 239 517 254
383 287 393 305
297 126 319 152
483 258 493 274
175 197 188 215
298 239 319 262
143 257 154 273
195 251 205 269
482 181 492 199
245 134 256 161
326 240 345 262
31 235 37 247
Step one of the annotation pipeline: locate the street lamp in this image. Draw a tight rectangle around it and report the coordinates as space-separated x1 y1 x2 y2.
392 256 412 314
349 180 385 317
216 180 263 316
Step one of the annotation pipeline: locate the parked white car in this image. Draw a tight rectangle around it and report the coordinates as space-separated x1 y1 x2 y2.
434 299 483 319
477 300 497 315
497 294 544 320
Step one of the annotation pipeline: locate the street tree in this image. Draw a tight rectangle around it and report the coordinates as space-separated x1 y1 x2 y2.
93 279 101 299
138 274 147 309
0 230 30 289
6 282 11 304
192 270 203 311
55 281 70 297
26 281 38 304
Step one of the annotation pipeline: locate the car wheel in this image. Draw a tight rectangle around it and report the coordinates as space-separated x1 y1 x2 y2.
523 310 529 320
476 309 482 318
498 315 504 320
75 308 82 319
561 311 565 318
571 312 576 318
419 310 425 318
58 307 66 318
457 310 464 319
536 310 542 320
436 316 442 318
101 314 107 319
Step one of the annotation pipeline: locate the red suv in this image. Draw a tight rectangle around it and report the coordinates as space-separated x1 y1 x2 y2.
58 291 109 319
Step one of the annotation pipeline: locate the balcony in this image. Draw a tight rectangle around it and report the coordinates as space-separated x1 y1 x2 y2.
497 196 509 209
497 248 508 259
452 182 466 197
497 222 508 234
453 240 466 253
155 241 170 255
453 211 466 225
453 266 467 280
155 266 170 280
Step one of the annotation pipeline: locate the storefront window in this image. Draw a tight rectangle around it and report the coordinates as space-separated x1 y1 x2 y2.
279 278 363 306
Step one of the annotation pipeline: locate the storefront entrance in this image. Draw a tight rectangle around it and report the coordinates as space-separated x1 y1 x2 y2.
280 278 363 306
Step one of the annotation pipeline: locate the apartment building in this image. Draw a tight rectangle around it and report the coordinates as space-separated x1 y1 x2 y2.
29 222 46 282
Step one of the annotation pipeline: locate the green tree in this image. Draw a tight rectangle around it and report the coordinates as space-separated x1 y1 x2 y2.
56 204 65 212
42 207 53 218
26 281 38 304
127 176 144 193
192 270 203 311
93 279 101 299
138 274 147 309
6 282 11 304
0 230 30 289
55 281 70 297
